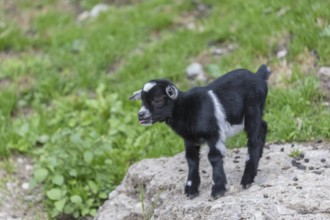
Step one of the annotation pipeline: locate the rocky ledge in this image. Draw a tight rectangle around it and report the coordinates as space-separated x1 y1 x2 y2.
95 143 330 220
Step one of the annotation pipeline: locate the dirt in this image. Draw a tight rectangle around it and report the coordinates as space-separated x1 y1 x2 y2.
0 156 48 220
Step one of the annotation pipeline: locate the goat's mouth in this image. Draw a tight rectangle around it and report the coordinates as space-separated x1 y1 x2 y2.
139 117 153 126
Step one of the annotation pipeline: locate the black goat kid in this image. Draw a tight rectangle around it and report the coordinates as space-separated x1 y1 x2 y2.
129 65 271 199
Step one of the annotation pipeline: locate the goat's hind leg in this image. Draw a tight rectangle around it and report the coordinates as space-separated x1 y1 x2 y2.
184 140 201 199
259 120 267 158
241 108 265 189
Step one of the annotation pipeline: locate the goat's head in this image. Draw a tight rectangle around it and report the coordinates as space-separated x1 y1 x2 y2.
129 79 179 126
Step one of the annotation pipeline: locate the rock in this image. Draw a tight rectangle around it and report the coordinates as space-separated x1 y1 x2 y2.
318 67 330 78
95 143 330 220
90 4 109 18
78 3 109 21
21 182 29 190
277 48 288 59
317 67 330 96
186 62 207 81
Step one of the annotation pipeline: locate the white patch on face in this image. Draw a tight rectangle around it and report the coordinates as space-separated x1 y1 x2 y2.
208 90 245 156
139 106 153 126
187 180 192 186
143 82 157 92
212 180 215 185
246 154 250 162
139 106 151 116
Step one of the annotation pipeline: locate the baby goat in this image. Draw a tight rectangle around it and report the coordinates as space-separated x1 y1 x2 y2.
129 65 271 199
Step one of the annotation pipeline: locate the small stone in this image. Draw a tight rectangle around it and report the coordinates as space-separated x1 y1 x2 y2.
318 67 330 78
90 3 109 18
291 160 301 167
234 150 240 154
282 166 290 170
296 165 306 170
291 144 295 148
296 186 303 189
178 168 184 172
280 148 284 152
17 157 24 163
22 182 29 190
186 62 206 81
234 156 241 159
266 156 271 160
202 170 207 174
304 158 309 163
263 194 269 198
313 171 322 175
321 158 326 163
317 139 323 143
308 166 314 170
293 177 298 181
277 49 288 59
233 160 239 164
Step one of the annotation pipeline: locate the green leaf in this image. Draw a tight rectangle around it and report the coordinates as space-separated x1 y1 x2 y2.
70 195 82 204
99 192 108 199
34 168 48 183
320 26 330 37
82 207 89 216
69 169 77 177
83 151 93 163
37 134 49 144
52 175 64 186
47 188 63 200
54 198 67 212
88 180 98 194
89 209 97 216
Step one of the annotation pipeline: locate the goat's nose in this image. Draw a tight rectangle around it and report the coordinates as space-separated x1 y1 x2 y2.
138 111 145 118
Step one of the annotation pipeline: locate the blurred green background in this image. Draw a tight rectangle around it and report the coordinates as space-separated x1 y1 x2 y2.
0 0 329 219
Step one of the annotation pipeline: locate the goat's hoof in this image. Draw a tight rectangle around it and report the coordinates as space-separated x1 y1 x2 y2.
242 183 252 189
241 176 254 189
211 186 226 199
184 185 199 199
187 192 199 199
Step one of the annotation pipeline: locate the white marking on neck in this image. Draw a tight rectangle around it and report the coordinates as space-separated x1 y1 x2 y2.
143 82 156 92
208 90 245 156
187 180 192 186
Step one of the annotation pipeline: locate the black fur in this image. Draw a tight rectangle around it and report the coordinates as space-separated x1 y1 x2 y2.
130 65 271 199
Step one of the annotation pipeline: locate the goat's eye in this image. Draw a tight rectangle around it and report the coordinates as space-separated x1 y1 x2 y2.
152 98 165 107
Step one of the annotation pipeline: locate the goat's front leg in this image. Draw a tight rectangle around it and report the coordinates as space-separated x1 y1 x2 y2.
184 140 201 199
207 138 227 199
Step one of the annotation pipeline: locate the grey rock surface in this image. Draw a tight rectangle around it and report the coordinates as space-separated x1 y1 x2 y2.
95 143 330 220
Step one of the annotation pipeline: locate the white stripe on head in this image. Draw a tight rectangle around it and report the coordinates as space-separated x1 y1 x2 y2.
143 82 157 92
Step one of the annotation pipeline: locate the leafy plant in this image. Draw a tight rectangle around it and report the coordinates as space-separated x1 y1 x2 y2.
289 149 304 159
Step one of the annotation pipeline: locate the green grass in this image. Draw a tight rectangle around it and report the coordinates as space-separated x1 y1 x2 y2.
1 0 330 218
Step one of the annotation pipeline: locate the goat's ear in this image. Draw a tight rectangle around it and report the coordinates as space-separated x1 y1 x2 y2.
165 85 178 100
129 90 142 100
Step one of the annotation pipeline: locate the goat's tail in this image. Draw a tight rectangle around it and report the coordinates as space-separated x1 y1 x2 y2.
256 64 271 81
